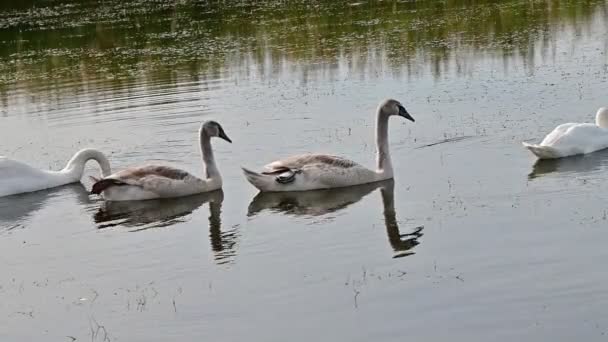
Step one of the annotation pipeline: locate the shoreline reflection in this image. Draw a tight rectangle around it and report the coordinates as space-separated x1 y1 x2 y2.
1 0 606 111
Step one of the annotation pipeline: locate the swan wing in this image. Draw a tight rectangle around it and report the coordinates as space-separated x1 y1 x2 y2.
0 157 44 177
540 123 578 146
562 124 608 151
539 123 608 156
94 165 205 198
264 154 364 185
244 154 376 192
264 154 359 171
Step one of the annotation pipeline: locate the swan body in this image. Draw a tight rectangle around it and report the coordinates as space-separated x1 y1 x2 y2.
0 148 111 198
524 107 608 159
242 99 415 192
91 121 231 201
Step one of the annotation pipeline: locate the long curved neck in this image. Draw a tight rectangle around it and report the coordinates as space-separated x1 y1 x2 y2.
61 148 112 181
200 130 221 183
376 108 393 178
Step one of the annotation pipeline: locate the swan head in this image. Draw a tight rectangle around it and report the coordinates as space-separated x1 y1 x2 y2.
201 121 232 143
379 99 415 122
596 107 608 129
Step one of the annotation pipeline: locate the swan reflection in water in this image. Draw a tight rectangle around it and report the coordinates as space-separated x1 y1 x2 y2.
248 179 423 258
94 190 221 230
0 184 91 232
528 148 608 180
93 189 236 263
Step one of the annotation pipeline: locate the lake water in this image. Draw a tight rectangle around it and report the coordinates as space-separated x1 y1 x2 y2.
1 0 608 340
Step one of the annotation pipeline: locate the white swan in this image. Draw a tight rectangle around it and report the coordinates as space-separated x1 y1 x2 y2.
242 99 415 192
0 148 111 198
91 121 231 201
523 107 608 159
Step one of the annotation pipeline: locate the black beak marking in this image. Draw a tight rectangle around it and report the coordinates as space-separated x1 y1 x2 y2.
218 129 232 143
398 104 415 122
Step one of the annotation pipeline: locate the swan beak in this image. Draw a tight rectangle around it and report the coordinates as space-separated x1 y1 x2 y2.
219 131 232 143
398 105 415 122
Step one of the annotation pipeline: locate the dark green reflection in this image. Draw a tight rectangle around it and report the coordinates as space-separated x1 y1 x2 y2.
0 0 605 88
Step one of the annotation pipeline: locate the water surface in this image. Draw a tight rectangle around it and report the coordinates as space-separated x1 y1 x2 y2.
1 0 608 341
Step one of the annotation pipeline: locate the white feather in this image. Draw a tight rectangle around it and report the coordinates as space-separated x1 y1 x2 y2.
524 107 608 159
0 149 111 198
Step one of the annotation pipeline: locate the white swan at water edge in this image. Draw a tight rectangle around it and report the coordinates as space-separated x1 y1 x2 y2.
0 148 111 198
242 99 415 192
91 121 231 201
523 107 608 159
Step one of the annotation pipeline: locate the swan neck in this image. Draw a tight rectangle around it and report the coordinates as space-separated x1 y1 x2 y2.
200 130 221 181
596 109 608 128
376 109 393 177
61 148 112 180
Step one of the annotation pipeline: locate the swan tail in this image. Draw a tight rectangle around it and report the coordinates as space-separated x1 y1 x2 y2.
522 142 560 159
241 167 276 192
